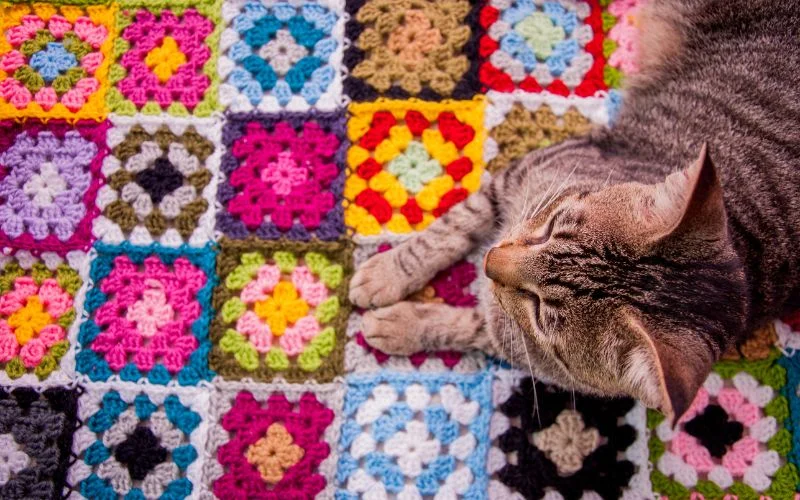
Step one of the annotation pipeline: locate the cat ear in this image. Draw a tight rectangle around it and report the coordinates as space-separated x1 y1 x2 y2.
619 311 712 423
647 143 727 243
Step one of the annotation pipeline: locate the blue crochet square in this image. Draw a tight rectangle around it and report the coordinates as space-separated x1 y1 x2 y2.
75 242 217 385
69 384 208 500
219 0 345 112
779 353 800 483
336 370 492 499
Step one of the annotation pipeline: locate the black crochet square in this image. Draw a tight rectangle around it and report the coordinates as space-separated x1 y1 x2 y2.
0 386 80 499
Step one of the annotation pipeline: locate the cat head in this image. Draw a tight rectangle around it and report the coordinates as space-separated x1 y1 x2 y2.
485 145 747 422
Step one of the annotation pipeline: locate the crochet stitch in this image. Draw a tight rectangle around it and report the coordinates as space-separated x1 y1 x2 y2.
210 238 352 382
0 2 115 120
75 242 217 385
343 0 480 101
106 0 221 117
218 112 346 241
649 350 799 499
478 0 607 96
219 0 345 112
336 370 492 499
0 120 106 254
202 381 343 499
601 0 643 88
345 98 486 237
95 117 221 247
69 383 209 500
0 386 79 499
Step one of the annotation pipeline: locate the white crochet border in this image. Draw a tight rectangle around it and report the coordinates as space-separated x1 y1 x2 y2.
93 115 223 248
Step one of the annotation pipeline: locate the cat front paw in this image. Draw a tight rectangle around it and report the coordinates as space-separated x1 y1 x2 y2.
349 250 416 308
361 303 424 355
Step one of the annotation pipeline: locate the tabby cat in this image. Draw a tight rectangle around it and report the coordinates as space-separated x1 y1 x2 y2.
349 0 800 421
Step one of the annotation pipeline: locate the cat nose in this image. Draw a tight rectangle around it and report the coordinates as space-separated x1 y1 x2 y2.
484 245 524 287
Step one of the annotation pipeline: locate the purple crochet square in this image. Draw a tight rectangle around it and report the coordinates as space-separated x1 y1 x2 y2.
217 111 347 241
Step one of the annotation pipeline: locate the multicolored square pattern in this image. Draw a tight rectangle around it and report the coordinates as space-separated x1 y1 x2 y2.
217 112 346 241
69 384 208 500
0 386 79 499
344 98 486 236
106 0 221 117
0 120 106 254
218 0 345 112
95 117 221 248
202 382 342 498
75 243 217 385
0 2 115 120
210 238 352 382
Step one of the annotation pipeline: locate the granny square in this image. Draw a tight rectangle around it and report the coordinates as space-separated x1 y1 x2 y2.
217 112 346 241
343 0 480 101
488 368 651 499
0 2 114 120
107 0 221 117
0 250 85 384
477 0 607 95
0 386 79 500
201 381 343 499
649 349 799 499
69 384 209 500
218 0 345 112
345 240 486 373
75 243 217 385
602 0 644 89
337 370 492 498
483 91 610 173
0 120 107 254
344 98 486 237
780 352 800 484
210 238 352 383
94 117 221 248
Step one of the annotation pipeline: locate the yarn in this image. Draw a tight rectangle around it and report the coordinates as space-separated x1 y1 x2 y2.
219 0 345 112
0 120 107 254
70 384 208 500
106 0 221 117
218 111 346 241
344 0 480 101
0 2 115 120
650 350 799 499
602 0 643 87
0 386 79 499
210 238 352 383
95 117 220 248
344 98 486 236
76 242 217 385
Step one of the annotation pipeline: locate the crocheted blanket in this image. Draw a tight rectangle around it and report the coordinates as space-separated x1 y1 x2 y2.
0 0 799 498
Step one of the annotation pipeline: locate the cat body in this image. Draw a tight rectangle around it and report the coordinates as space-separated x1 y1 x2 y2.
349 0 800 419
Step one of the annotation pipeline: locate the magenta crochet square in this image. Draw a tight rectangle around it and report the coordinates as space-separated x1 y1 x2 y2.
211 390 336 498
218 112 346 241
0 120 106 254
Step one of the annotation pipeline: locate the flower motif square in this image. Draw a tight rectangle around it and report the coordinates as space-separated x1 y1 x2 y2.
210 238 351 383
478 0 608 95
201 382 343 498
217 112 346 241
650 351 799 499
0 120 106 253
69 384 208 500
483 92 611 173
0 2 114 120
345 98 486 237
337 370 492 498
344 0 480 101
219 0 345 112
0 251 84 384
488 368 650 499
95 117 221 248
107 0 220 117
75 243 217 385
0 386 79 499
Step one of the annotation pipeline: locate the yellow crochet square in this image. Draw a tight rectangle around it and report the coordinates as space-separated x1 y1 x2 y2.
0 2 115 121
345 97 486 236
